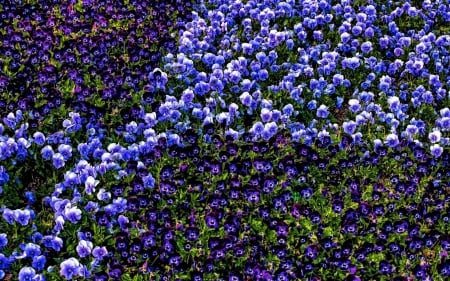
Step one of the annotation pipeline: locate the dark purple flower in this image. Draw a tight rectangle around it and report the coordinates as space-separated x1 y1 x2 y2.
262 177 277 194
205 213 219 229
300 187 313 199
209 161 222 176
332 198 344 214
379 261 394 275
185 227 199 241
304 245 319 260
142 233 156 249
438 261 450 276
246 190 260 204
95 211 110 227
109 265 124 279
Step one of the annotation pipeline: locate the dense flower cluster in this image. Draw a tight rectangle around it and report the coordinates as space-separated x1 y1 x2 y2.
1 0 450 280
0 0 194 123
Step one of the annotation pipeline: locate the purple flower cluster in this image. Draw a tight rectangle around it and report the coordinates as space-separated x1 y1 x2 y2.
24 120 446 280
0 0 196 122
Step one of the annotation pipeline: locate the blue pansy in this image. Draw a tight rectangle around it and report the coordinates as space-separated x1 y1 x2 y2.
307 100 317 110
33 132 46 146
76 240 93 258
316 105 329 118
0 166 9 186
24 243 41 258
0 233 7 250
59 258 81 280
64 206 82 224
40 145 55 162
52 153 65 169
385 133 399 148
18 267 36 281
14 209 31 226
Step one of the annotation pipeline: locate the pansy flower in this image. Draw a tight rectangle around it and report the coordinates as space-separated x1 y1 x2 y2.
245 189 260 204
205 213 220 230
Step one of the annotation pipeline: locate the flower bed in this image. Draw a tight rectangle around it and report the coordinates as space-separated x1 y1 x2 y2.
1 0 450 280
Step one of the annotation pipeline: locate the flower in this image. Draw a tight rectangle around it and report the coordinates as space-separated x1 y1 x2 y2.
76 240 93 258
348 99 361 113
301 187 313 199
92 246 108 260
379 261 394 275
33 132 46 146
342 57 361 70
385 133 399 148
60 258 81 280
246 190 260 204
239 92 253 107
430 144 443 157
0 166 8 186
343 121 357 135
205 213 219 229
316 105 329 118
0 234 7 250
52 153 65 169
428 130 441 143
361 41 373 53
14 209 31 226
41 145 54 161
24 243 41 257
97 189 111 201
58 144 73 160
0 253 10 270
18 267 36 281
42 235 63 251
64 206 82 223
260 108 272 122
32 255 46 272
84 176 99 195
181 88 195 103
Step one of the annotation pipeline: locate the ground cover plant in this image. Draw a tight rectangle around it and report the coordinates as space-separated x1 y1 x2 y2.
0 0 450 280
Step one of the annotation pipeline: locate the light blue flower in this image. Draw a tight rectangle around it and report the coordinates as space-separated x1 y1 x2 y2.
92 246 108 260
343 121 357 135
429 130 442 143
260 108 272 123
251 122 265 136
14 209 31 226
24 243 41 258
307 100 317 110
33 132 46 146
239 92 253 107
385 133 399 148
32 255 46 272
0 233 7 250
59 258 81 280
113 198 127 213
76 240 93 258
19 267 36 281
265 122 278 136
54 215 65 232
348 99 361 113
52 153 65 169
41 145 54 161
84 176 99 195
430 144 443 157
316 105 329 119
64 206 82 224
